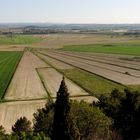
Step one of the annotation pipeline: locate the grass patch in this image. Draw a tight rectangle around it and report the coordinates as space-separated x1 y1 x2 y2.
60 68 125 97
0 35 42 45
128 85 140 91
0 51 23 99
60 44 140 56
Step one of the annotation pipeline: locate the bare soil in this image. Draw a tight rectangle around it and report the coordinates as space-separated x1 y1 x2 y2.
37 68 90 97
41 51 140 85
52 51 140 78
4 51 49 100
0 100 46 133
36 51 73 69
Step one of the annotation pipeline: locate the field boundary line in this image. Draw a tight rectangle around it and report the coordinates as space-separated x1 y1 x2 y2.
33 50 99 98
2 98 48 103
55 51 140 71
36 67 53 103
51 51 140 79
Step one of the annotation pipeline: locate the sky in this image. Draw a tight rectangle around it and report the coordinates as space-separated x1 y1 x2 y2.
0 0 140 24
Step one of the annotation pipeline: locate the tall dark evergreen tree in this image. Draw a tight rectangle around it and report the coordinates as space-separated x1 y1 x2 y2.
51 77 71 140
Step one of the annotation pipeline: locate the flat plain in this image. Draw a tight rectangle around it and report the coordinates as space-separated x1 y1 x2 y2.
37 67 91 97
4 51 49 100
38 50 140 85
0 33 140 133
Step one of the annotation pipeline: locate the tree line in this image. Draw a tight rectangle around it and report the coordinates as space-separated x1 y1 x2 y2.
0 77 140 140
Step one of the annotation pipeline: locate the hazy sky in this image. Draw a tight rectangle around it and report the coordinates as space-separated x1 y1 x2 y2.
0 0 140 23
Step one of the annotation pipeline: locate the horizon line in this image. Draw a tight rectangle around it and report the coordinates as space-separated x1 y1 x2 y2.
0 22 140 25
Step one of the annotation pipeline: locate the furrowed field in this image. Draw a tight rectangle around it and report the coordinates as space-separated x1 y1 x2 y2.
0 51 23 99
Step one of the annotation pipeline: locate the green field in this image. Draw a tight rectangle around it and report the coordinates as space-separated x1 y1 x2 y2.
0 35 42 45
60 68 125 97
0 51 23 99
60 44 140 56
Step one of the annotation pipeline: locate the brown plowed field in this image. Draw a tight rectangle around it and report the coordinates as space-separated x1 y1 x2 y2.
57 51 140 70
36 51 74 69
53 51 140 70
39 51 140 85
50 51 140 78
4 51 49 100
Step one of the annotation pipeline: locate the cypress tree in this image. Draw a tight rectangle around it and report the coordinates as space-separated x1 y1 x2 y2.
51 76 71 140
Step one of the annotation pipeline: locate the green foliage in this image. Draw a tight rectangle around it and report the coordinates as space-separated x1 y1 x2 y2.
0 35 42 45
0 51 23 99
98 88 140 140
12 117 32 136
33 103 54 137
0 125 5 135
60 44 140 56
117 89 140 140
70 100 112 140
51 77 71 140
97 89 124 118
61 68 124 97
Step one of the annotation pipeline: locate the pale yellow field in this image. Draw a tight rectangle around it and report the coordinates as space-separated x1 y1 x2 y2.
5 51 49 100
0 100 46 133
37 67 91 97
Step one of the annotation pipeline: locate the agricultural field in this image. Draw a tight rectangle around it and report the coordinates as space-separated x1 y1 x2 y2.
36 33 140 49
36 51 125 96
38 50 140 85
37 67 97 102
0 51 23 99
60 44 140 56
0 35 42 45
36 49 140 92
0 33 140 133
0 49 98 132
4 51 49 101
0 100 46 133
